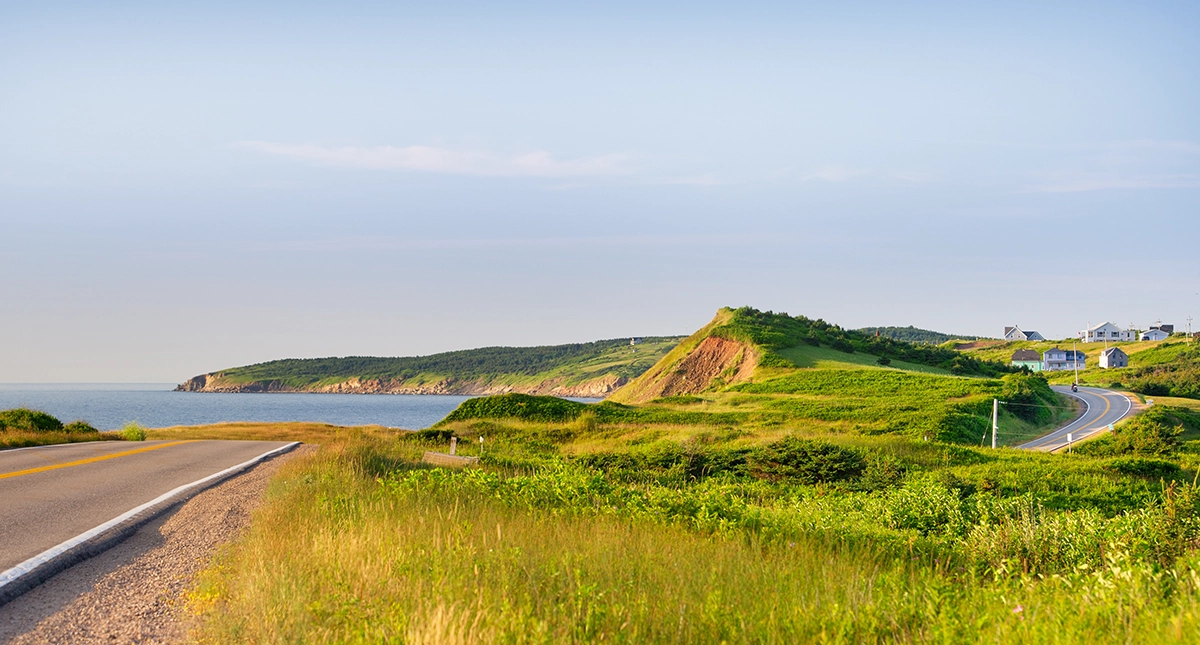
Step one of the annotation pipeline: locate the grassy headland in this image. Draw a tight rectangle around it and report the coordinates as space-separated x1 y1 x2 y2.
176 336 684 397
179 307 1200 643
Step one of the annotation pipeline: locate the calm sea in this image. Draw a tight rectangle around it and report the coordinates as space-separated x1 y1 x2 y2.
0 384 494 430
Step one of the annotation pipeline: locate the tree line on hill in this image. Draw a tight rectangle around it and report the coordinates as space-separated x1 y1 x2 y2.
213 337 685 386
856 325 986 345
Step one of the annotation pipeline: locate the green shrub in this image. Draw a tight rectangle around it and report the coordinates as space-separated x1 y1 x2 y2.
0 408 64 432
410 428 454 442
121 422 148 441
883 475 970 536
438 393 585 425
1106 457 1181 479
63 420 99 433
1000 372 1056 423
747 437 865 484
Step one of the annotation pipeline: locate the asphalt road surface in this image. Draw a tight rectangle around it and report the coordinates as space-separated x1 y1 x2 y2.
0 440 291 573
1018 385 1136 452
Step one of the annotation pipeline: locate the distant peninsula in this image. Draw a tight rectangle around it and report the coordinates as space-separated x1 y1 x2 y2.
175 337 684 397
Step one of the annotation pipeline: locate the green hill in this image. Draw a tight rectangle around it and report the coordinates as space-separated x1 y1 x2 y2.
175 337 685 397
445 307 1051 445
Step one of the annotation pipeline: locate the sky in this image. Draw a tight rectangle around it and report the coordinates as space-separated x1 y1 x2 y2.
2 1 1198 382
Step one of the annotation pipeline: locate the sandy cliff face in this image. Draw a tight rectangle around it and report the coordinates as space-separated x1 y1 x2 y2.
612 335 757 404
174 373 628 397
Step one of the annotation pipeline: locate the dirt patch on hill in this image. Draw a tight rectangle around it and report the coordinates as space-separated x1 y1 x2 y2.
643 336 757 400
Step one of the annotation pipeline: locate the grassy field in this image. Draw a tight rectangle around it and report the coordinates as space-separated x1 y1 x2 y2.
186 421 1200 644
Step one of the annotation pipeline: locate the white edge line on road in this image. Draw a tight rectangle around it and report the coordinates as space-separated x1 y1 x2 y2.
0 441 299 595
1019 389 1091 450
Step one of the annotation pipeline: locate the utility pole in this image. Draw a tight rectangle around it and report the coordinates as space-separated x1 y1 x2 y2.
992 398 999 449
1073 339 1080 386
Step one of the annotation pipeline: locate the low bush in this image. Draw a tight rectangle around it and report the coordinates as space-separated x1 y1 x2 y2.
747 437 865 484
0 408 63 433
437 393 585 425
1106 457 1181 479
63 420 99 434
121 422 148 441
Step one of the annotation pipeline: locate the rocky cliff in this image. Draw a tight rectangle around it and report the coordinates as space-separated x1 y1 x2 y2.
175 372 629 398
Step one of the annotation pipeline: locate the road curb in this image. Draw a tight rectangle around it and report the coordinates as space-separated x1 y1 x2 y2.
0 441 300 607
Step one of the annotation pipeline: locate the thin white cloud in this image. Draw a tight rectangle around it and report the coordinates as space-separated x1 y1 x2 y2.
254 233 787 253
1034 174 1200 193
802 165 858 182
891 171 938 184
656 173 723 186
1115 139 1200 154
236 141 631 178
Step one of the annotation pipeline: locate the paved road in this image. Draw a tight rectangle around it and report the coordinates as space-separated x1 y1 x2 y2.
0 440 291 573
1018 385 1136 451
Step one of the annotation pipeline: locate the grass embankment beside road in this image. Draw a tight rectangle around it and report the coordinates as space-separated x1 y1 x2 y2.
188 418 1200 643
0 408 118 449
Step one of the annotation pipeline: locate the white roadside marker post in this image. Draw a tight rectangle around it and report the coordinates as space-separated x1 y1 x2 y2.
1067 433 1073 453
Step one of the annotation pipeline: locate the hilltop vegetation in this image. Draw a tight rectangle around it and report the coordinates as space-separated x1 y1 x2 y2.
857 325 987 345
176 336 683 397
713 308 1010 376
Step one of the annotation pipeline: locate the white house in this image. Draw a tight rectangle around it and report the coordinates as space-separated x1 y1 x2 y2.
1099 347 1129 369
1004 326 1045 341
1141 328 1170 341
1080 322 1135 343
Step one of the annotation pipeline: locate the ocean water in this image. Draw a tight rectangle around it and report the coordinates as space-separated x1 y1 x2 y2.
0 384 482 431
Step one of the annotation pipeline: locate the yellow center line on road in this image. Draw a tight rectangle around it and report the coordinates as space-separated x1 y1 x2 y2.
0 441 196 480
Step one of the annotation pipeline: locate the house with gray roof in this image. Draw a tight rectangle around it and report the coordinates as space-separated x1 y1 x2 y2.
1004 326 1045 342
1099 347 1128 369
1010 349 1043 372
1043 347 1086 371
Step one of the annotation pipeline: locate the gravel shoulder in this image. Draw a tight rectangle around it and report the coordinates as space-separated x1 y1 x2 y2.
0 444 316 644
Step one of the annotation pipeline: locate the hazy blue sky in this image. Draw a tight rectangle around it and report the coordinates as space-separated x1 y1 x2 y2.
2 1 1198 382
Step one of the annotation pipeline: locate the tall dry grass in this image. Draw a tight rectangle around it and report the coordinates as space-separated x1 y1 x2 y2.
189 436 1200 644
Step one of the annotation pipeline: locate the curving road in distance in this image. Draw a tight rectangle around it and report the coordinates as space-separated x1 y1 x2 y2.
0 440 292 576
1018 385 1136 452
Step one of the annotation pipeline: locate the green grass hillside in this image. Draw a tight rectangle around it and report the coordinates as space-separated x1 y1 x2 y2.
176 336 684 397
